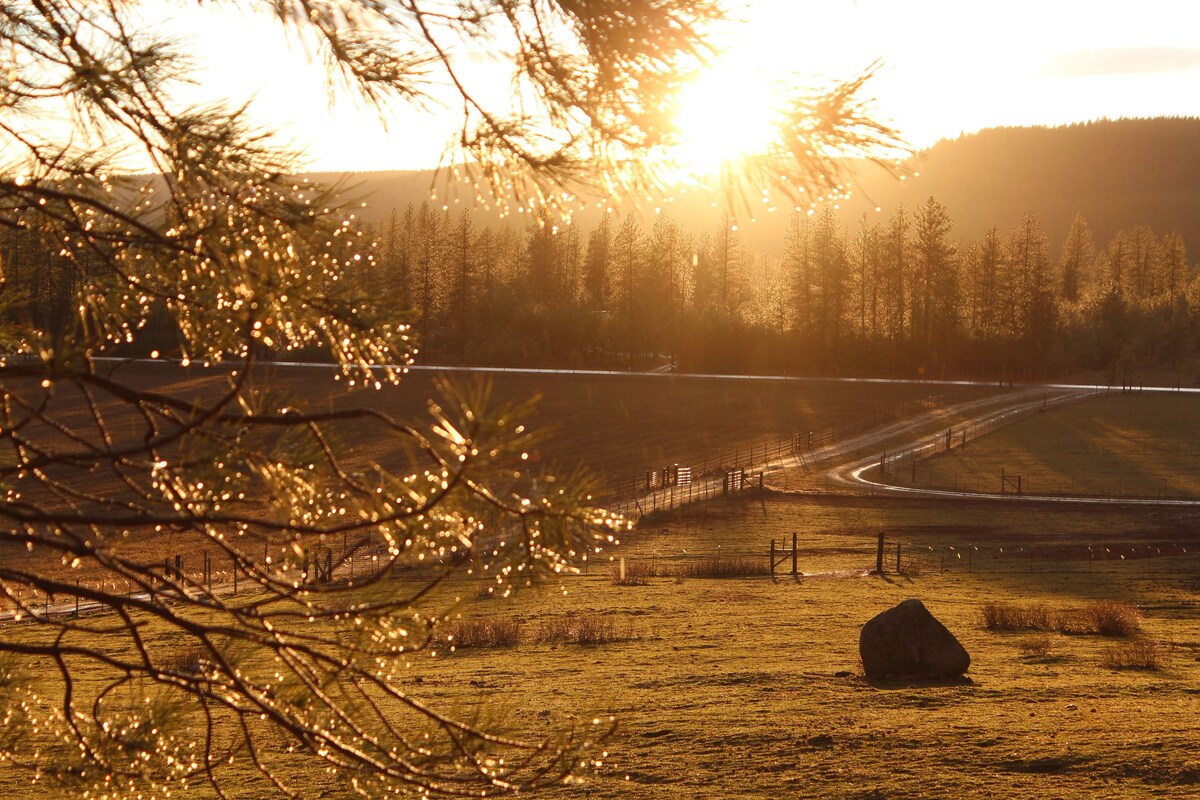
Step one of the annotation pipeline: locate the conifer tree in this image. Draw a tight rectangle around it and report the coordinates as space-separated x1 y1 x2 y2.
0 1 900 796
1058 213 1096 303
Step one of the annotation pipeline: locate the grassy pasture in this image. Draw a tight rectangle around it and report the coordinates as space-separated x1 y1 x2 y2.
883 393 1200 499
0 363 999 596
417 493 1200 799
4 493 1200 798
7 374 1200 797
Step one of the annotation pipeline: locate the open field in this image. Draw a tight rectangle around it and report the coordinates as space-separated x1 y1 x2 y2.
6 371 1200 798
3 493 1198 798
401 494 1200 799
132 362 1001 480
0 363 1002 597
881 393 1200 499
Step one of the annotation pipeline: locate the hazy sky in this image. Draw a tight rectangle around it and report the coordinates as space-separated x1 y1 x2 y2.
164 0 1200 172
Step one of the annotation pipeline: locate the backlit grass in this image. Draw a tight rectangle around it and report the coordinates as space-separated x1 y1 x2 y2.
3 495 1199 798
889 393 1200 498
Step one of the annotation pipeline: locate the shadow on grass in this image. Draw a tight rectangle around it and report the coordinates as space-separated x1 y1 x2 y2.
862 675 975 690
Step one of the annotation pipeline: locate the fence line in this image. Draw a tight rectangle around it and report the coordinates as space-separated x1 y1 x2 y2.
605 389 989 520
877 391 1099 488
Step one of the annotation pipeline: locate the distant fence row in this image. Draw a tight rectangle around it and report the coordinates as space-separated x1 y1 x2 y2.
604 390 985 520
605 534 1200 583
874 388 1200 500
869 536 1200 577
1 536 386 619
876 391 1099 487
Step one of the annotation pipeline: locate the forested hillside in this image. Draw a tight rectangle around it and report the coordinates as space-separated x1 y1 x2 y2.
324 117 1200 259
5 119 1199 382
842 118 1200 261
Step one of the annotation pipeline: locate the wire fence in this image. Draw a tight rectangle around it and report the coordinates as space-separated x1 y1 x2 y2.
883 538 1200 577
875 391 1100 490
0 534 393 620
871 388 1200 500
601 534 1200 584
603 390 985 520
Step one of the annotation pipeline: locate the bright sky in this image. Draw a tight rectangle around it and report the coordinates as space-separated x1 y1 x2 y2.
162 0 1200 172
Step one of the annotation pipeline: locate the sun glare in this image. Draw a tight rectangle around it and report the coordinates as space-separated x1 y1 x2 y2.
670 62 779 176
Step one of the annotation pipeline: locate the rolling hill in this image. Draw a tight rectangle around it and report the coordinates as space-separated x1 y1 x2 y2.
327 117 1200 256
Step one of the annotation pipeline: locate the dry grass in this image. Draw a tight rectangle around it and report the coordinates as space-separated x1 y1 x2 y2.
159 646 207 675
981 602 1056 631
1018 634 1055 658
1059 601 1142 637
610 559 665 585
440 618 522 649
982 601 1140 636
4 491 1200 799
673 556 770 579
532 613 635 645
1101 640 1170 671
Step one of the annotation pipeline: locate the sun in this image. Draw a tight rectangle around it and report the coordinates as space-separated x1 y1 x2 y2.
669 60 781 176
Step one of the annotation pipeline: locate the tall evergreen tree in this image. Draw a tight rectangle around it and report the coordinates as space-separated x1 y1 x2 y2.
1058 213 1095 303
911 197 958 365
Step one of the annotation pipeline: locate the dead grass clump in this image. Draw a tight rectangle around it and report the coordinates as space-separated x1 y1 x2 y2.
441 618 522 649
610 559 664 586
981 602 1055 631
533 614 634 646
1018 634 1055 658
675 556 770 579
982 601 1141 636
160 646 207 675
1100 640 1169 670
1058 601 1141 637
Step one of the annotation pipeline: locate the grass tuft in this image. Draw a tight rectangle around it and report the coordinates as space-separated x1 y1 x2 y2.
533 614 635 646
674 556 770 579
440 618 522 649
1017 634 1055 658
981 602 1055 631
610 559 664 585
1101 640 1169 670
1058 601 1142 637
982 601 1140 636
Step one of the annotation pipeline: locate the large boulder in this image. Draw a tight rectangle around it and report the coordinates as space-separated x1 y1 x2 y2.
859 599 970 680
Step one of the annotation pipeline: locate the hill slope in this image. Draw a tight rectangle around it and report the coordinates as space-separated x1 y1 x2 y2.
332 117 1200 256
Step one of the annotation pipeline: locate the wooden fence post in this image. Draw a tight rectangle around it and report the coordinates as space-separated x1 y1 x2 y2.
895 543 902 573
875 533 885 574
791 532 798 576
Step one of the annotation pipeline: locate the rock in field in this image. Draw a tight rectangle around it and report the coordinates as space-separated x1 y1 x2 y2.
859 599 970 680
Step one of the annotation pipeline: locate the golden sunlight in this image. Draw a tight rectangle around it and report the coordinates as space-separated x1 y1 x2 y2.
670 63 780 174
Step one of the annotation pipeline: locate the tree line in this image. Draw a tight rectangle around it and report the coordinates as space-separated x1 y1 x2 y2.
358 197 1195 381
4 196 1194 381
